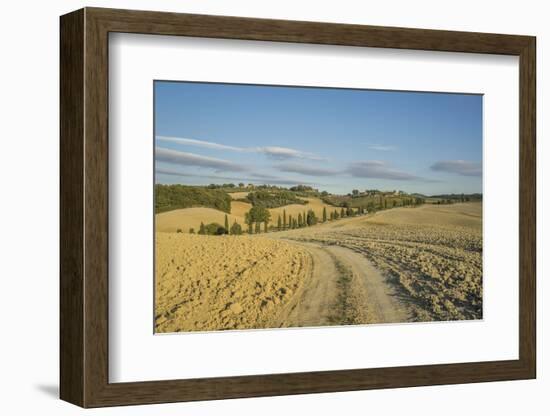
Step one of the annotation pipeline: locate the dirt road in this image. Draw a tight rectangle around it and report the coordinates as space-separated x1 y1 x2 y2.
273 242 339 327
325 245 410 323
273 238 410 328
268 203 482 325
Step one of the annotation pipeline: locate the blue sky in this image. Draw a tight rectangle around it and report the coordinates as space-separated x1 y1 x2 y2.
154 81 482 195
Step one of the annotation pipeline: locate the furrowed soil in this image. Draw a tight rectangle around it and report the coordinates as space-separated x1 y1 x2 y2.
155 202 482 332
155 233 312 332
277 202 483 322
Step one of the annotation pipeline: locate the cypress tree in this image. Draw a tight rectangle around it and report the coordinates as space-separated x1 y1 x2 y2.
199 222 206 235
298 213 303 227
341 207 345 218
224 214 229 234
283 210 287 229
277 215 282 230
244 212 253 234
323 207 327 222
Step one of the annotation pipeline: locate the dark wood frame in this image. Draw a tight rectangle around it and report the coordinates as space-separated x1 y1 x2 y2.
60 7 536 408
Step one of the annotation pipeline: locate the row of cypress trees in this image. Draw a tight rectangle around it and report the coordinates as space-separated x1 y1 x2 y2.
190 196 424 236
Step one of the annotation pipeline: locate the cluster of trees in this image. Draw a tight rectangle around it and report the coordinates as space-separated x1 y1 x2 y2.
368 196 424 210
289 185 315 192
192 214 244 235
201 183 321 194
275 209 319 230
187 196 427 237
187 197 428 237
244 206 271 234
430 193 482 202
174 187 432 237
155 184 231 214
206 183 240 189
327 206 369 220
243 190 307 209
322 193 424 211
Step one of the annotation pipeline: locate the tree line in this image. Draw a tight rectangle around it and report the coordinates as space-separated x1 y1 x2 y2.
177 195 425 236
155 184 231 214
178 213 245 236
241 190 308 209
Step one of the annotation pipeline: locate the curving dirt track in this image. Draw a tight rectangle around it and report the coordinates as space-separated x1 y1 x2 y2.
272 203 482 323
273 240 410 328
273 242 339 328
155 203 481 332
325 245 410 324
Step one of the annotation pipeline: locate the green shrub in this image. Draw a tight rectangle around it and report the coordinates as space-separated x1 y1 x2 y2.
230 221 243 235
203 222 227 235
245 190 307 208
306 209 318 226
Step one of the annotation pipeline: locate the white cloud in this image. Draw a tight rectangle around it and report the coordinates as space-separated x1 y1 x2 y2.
156 136 324 160
275 162 340 176
347 160 419 180
156 136 243 152
256 146 324 161
155 147 247 172
155 167 313 186
430 160 482 177
368 144 397 151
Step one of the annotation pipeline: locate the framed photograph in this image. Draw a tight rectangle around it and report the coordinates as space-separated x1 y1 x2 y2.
60 7 536 408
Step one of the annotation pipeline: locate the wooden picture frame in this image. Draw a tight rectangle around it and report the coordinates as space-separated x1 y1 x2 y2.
60 7 536 408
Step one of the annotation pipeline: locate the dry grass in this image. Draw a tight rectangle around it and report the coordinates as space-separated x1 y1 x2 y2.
155 233 312 332
327 255 372 325
370 202 481 228
156 196 335 234
267 197 335 223
155 207 244 233
229 200 252 218
228 191 250 200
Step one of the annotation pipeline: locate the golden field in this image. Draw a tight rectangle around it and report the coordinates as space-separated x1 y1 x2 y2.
155 233 312 332
155 207 244 233
283 203 483 321
155 200 483 332
228 191 250 200
155 195 335 234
